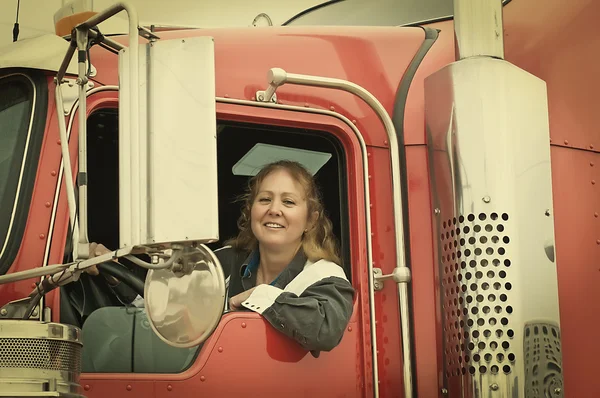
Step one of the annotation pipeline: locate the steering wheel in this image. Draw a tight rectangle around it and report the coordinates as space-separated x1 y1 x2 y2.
97 261 145 298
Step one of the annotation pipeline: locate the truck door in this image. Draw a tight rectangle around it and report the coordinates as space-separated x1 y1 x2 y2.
65 99 372 397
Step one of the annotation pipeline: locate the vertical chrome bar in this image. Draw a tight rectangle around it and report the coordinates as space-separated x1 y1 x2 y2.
263 68 414 397
54 84 77 232
453 0 504 60
76 2 140 247
75 29 89 250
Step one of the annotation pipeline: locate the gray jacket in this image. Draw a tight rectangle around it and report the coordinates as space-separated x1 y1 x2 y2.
215 246 354 357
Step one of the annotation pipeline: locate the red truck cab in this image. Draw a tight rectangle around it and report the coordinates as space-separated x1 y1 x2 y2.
0 0 598 397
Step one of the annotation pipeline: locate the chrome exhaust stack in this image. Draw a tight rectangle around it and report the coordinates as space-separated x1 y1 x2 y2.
425 1 563 397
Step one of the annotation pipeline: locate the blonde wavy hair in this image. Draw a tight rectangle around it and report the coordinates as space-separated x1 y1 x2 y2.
226 160 341 264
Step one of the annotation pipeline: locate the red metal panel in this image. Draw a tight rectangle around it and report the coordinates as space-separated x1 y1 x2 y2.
366 146 403 397
405 145 441 397
90 27 425 148
502 0 600 154
80 314 360 398
550 145 600 398
80 380 155 397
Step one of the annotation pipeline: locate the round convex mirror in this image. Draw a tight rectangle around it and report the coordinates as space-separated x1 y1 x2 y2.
144 245 225 347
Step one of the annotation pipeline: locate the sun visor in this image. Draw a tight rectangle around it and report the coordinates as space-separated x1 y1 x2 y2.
233 143 332 176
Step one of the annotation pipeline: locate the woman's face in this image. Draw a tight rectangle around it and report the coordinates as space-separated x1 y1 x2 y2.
250 169 310 253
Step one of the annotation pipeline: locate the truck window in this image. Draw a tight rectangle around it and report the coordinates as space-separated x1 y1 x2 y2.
73 110 349 373
0 73 45 275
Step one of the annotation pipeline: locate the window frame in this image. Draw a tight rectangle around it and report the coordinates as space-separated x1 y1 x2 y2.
0 70 48 275
76 100 368 378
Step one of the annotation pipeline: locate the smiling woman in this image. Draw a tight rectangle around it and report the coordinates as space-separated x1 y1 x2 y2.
216 160 354 356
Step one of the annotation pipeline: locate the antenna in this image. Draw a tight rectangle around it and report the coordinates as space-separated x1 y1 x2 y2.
13 0 20 42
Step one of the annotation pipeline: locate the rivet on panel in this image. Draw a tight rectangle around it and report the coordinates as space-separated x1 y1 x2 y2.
591 162 595 167
51 171 57 177
441 388 449 395
304 103 309 108
564 140 569 145
126 385 132 391
352 119 357 124
590 144 595 149
347 326 352 332
224 94 229 98
368 175 372 179
595 212 599 218
384 140 388 146
31 283 36 289
200 376 206 382
435 208 441 215
0 309 7 316
218 347 223 353
545 209 551 216
330 106 335 111
167 385 173 391
367 152 371 157
56 139 61 145
490 383 499 391
39 234 45 240
241 322 247 328
592 180 596 185
45 202 51 208
483 196 491 203
596 239 600 245
84 385 90 391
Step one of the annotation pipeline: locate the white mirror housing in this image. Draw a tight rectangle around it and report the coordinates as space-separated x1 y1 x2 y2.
118 36 218 249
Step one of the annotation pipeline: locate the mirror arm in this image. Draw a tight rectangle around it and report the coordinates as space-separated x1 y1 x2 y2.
124 248 183 270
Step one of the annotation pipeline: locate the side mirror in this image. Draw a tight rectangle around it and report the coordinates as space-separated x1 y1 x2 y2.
144 245 225 347
118 36 218 249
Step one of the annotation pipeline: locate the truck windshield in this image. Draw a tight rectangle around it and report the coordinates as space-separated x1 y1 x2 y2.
0 75 35 270
285 0 511 26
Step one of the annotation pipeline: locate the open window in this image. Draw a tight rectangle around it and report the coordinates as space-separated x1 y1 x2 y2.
210 121 350 278
69 108 350 373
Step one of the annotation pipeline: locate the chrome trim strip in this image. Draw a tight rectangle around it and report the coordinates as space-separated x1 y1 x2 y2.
215 97 378 396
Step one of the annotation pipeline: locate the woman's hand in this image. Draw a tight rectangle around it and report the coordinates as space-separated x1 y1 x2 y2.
85 243 120 286
229 287 257 311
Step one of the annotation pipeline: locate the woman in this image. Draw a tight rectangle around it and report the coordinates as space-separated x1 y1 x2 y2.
215 160 354 356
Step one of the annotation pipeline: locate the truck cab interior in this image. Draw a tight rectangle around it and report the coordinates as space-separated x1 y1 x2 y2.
60 108 351 373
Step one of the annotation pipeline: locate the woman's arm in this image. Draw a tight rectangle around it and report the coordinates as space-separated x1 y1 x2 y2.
237 260 354 354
